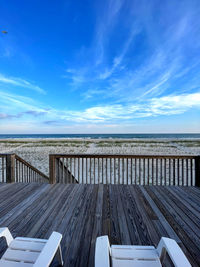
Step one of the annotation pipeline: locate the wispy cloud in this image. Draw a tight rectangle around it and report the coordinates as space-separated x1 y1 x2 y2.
1 89 200 132
99 27 140 80
0 110 46 120
63 0 200 110
0 91 48 114
59 92 200 123
0 74 46 94
63 0 129 87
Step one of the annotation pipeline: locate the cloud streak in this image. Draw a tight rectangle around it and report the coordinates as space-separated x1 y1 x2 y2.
0 74 46 94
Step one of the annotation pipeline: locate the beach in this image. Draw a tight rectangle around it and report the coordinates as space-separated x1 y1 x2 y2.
0 138 200 175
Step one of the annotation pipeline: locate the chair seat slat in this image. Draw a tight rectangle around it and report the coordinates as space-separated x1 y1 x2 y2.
0 260 33 267
2 249 40 263
10 240 46 252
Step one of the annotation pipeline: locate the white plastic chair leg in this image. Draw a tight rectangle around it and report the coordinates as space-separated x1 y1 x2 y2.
157 237 191 267
56 244 63 266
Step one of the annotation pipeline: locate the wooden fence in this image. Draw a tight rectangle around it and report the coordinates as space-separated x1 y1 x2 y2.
0 154 49 183
49 154 200 186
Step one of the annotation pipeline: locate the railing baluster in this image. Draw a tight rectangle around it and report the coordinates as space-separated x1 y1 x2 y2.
106 158 108 184
16 160 19 182
114 158 116 184
134 158 136 185
85 158 87 184
143 158 145 185
173 159 175 185
131 158 133 184
118 158 120 184
152 158 154 185
139 158 141 185
169 159 171 185
160 159 162 186
126 158 128 184
164 158 166 185
2 157 5 182
21 162 23 182
89 158 91 184
94 158 96 184
156 158 158 185
181 159 184 186
177 159 180 186
110 158 112 184
69 158 72 183
190 159 193 186
74 158 76 184
186 159 189 186
121 158 123 184
98 158 100 184
62 157 64 183
81 158 84 184
101 158 104 184
78 158 80 183
147 158 149 185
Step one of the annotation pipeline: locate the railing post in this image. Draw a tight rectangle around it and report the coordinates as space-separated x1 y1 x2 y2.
49 155 56 184
195 156 200 187
6 154 15 183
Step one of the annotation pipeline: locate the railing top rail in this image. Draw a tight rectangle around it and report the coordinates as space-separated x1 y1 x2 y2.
15 154 49 180
50 154 200 159
0 153 15 157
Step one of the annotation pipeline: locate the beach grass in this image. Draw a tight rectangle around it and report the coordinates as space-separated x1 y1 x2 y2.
0 138 199 175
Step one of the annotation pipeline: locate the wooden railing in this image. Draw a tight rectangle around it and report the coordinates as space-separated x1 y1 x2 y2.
0 154 49 183
0 154 6 182
49 154 200 186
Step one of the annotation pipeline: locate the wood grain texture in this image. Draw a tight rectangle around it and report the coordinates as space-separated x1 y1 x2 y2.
0 183 199 266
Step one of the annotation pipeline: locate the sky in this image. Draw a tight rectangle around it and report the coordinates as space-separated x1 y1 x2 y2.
0 0 200 134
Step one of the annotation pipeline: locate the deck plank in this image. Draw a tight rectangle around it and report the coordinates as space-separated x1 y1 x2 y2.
145 186 200 266
0 183 200 266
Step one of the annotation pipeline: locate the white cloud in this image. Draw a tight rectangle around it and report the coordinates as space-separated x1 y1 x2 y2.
61 92 200 123
1 87 199 127
150 92 200 113
0 74 46 94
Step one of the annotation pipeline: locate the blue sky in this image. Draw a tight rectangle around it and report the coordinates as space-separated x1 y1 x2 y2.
0 0 200 133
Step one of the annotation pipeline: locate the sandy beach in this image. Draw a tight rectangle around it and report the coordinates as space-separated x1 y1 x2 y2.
0 138 200 175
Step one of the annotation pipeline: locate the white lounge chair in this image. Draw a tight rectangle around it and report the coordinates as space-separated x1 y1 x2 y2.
0 227 63 267
95 236 191 267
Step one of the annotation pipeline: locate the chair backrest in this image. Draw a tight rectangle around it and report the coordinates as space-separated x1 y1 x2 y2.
33 232 62 267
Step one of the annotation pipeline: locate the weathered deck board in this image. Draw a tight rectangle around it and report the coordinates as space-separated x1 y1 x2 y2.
0 183 200 266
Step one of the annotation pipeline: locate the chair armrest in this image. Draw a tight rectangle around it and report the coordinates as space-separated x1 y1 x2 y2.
0 227 13 246
33 232 62 267
95 236 111 267
157 237 191 267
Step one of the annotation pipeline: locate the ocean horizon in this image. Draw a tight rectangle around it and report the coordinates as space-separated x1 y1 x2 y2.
0 133 200 139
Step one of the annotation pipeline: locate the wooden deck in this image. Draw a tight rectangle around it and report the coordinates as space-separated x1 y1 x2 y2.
0 184 200 266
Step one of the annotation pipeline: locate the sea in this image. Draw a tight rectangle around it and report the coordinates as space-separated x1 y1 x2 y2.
0 133 200 139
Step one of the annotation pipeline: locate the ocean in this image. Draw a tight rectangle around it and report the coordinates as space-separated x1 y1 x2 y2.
0 133 200 139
